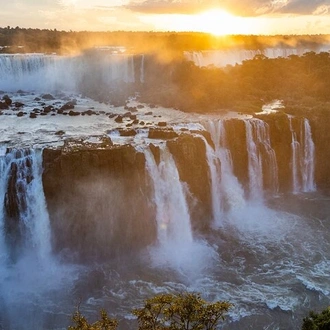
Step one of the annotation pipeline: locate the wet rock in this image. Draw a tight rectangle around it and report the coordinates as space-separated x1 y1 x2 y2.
55 130 65 136
43 105 53 113
14 102 24 108
68 110 80 116
60 101 75 111
84 110 95 116
17 112 24 117
145 111 153 115
148 128 178 139
115 115 123 123
120 129 136 137
2 95 12 106
0 102 9 110
157 121 167 127
29 113 37 119
41 94 55 100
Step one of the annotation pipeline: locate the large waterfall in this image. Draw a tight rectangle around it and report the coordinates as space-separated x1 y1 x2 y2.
184 46 330 67
0 52 144 92
0 111 324 330
202 120 246 225
141 144 216 275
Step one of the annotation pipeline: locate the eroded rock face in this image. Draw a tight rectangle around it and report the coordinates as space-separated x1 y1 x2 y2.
42 145 156 262
42 132 213 262
167 134 212 231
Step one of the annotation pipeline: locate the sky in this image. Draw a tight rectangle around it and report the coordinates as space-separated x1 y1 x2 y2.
1 0 330 35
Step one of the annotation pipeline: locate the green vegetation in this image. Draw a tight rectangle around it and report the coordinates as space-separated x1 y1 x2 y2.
302 307 330 330
140 51 330 114
68 292 232 330
0 26 329 55
68 309 118 330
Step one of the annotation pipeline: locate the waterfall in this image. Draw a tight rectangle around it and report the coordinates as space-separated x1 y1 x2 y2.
301 119 316 192
198 133 223 224
140 54 145 83
143 145 193 246
0 52 137 92
0 148 51 263
140 143 216 275
289 117 316 193
202 120 246 224
245 119 279 200
245 120 264 201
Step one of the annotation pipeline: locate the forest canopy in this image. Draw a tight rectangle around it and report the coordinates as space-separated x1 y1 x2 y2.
0 26 330 55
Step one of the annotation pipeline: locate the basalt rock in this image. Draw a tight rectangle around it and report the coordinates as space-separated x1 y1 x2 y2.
42 145 156 262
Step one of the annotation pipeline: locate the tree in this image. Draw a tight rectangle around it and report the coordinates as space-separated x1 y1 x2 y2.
132 292 232 330
302 306 330 330
68 308 118 330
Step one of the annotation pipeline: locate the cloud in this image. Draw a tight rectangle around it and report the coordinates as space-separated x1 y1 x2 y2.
126 0 330 16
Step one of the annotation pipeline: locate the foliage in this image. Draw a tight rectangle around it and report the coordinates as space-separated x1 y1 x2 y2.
68 308 118 330
132 292 232 330
302 307 330 330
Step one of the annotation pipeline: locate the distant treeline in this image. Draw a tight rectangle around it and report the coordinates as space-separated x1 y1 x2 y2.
0 26 330 55
139 51 330 114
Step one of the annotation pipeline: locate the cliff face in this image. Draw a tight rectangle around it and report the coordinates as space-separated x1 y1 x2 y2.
42 133 211 262
39 113 329 261
42 145 155 262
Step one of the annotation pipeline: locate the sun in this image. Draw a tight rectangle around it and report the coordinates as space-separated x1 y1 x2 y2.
194 8 247 35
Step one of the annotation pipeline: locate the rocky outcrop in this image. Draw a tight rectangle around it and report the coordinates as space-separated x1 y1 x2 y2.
43 145 156 262
42 132 213 262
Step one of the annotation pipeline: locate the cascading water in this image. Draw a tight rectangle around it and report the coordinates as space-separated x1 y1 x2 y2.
289 116 316 193
301 118 316 192
202 120 246 225
244 119 279 200
140 54 145 83
0 148 51 262
0 147 81 330
141 143 216 276
144 144 193 245
0 52 141 93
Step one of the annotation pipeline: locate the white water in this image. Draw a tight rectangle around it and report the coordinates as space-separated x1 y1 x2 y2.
140 54 145 83
245 119 279 200
0 149 51 261
0 52 143 92
289 116 316 193
184 46 330 67
0 147 83 330
142 144 216 277
301 119 316 192
202 120 246 225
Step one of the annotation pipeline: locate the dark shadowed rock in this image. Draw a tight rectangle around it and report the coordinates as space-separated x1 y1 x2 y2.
148 128 178 140
2 95 12 106
157 121 167 127
115 115 123 123
41 94 55 100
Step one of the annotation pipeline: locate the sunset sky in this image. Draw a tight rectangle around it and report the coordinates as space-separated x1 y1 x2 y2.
1 0 330 35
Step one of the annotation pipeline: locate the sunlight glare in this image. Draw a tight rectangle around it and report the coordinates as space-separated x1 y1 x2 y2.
195 9 247 35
